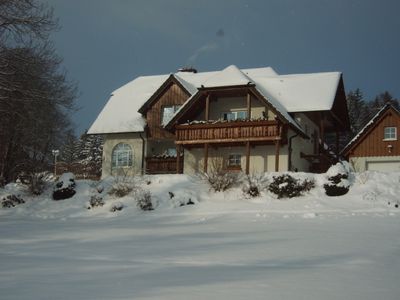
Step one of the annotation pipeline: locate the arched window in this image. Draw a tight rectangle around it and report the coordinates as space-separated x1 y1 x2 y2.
112 143 133 168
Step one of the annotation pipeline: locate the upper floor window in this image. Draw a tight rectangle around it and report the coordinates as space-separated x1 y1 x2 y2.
222 111 247 121
384 127 397 140
112 143 133 168
161 105 181 126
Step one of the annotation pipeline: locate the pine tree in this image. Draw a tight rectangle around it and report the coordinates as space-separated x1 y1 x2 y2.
78 132 103 177
60 131 79 165
368 91 399 115
346 89 370 136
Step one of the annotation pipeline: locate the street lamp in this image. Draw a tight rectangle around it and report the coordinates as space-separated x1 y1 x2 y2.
52 149 59 176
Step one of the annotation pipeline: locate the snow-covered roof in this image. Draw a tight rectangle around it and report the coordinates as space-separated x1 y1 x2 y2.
252 72 341 112
88 65 342 134
200 65 253 88
88 75 169 134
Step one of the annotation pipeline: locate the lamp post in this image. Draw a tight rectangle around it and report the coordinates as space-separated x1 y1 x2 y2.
52 150 59 176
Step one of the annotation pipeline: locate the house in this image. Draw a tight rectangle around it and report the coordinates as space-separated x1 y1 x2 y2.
88 65 350 178
342 104 400 172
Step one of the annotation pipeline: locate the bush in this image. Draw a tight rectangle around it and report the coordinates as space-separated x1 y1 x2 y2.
324 173 349 196
108 177 136 198
268 174 315 199
205 171 238 192
324 162 350 197
242 174 268 198
1 194 25 208
135 188 153 211
28 172 51 195
52 173 76 200
108 182 133 197
88 195 104 209
110 202 124 212
202 158 239 192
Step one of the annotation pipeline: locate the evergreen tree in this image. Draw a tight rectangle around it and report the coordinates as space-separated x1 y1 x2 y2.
346 89 370 135
368 91 399 115
60 131 79 165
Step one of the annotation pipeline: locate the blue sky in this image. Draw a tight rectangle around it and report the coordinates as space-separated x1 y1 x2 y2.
48 0 400 134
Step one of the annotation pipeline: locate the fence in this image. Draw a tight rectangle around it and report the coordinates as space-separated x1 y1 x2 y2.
56 162 101 180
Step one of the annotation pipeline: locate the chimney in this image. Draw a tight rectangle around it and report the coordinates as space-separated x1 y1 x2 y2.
178 66 197 73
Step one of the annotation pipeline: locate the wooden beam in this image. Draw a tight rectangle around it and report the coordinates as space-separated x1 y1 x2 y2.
320 112 325 147
275 140 280 172
203 143 209 173
245 141 250 174
247 92 251 120
336 131 340 155
176 145 181 174
205 94 210 121
175 136 280 145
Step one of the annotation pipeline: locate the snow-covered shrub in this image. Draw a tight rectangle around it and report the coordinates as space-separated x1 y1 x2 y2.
242 174 268 198
135 188 153 211
108 176 136 198
1 194 25 208
52 173 76 200
28 172 51 195
108 182 133 197
110 202 124 212
324 162 351 197
88 195 104 209
204 171 238 192
268 174 315 199
96 184 104 194
201 158 239 192
180 198 195 206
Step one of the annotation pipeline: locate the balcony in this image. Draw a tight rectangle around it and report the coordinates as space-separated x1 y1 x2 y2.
145 156 183 174
175 120 282 145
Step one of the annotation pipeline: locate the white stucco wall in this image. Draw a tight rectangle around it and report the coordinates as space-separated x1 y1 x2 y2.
349 156 400 172
102 133 144 178
183 144 288 175
289 113 319 172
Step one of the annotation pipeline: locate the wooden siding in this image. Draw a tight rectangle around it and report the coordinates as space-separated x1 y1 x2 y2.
145 157 182 174
146 82 190 139
175 120 282 145
350 110 400 157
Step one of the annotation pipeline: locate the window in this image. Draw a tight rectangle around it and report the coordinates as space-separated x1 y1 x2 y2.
166 148 177 157
227 154 241 167
384 127 397 140
222 111 247 121
161 105 181 125
112 143 132 168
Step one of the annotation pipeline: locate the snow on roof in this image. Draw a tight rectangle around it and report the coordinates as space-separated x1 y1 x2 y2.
173 74 199 95
201 65 253 88
88 65 342 134
253 80 303 132
88 75 169 134
253 72 341 112
242 66 278 77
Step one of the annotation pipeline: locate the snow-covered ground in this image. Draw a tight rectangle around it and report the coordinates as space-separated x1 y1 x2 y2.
1 171 400 300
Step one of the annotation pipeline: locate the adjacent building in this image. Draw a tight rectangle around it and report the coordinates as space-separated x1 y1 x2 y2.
342 104 400 172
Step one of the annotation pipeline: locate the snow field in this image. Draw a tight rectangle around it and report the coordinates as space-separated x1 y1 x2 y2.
0 171 400 299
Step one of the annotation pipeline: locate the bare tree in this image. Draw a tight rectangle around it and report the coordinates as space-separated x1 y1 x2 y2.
0 1 77 183
0 0 57 43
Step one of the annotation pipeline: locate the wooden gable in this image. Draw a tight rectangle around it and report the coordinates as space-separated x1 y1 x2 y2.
145 79 190 139
345 106 400 157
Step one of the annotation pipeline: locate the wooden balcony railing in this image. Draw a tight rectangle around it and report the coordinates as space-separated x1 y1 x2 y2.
175 120 281 145
145 157 183 174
